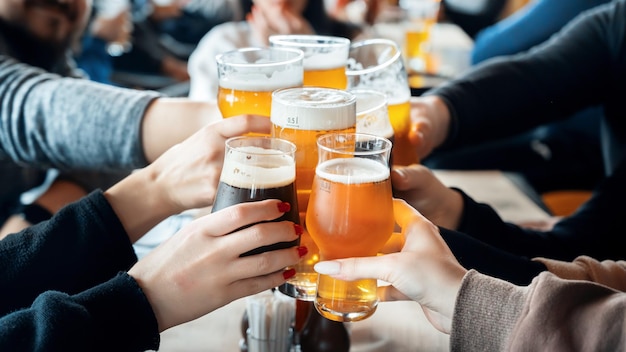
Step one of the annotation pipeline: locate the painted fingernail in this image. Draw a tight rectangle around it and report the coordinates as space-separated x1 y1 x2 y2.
277 202 291 213
297 246 308 257
282 268 296 280
294 224 304 236
314 261 341 275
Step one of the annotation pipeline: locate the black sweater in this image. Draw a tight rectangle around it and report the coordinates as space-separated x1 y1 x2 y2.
0 191 159 351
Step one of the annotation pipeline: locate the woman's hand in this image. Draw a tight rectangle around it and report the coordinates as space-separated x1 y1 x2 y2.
105 114 272 242
391 164 463 230
314 199 467 334
128 199 305 332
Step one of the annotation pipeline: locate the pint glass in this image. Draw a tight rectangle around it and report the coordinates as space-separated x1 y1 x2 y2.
399 0 441 74
306 132 394 322
216 47 304 119
347 38 419 166
211 136 300 256
269 35 350 89
271 87 357 300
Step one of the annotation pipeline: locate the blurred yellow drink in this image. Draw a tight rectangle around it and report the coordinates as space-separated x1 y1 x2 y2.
388 97 419 166
304 66 348 90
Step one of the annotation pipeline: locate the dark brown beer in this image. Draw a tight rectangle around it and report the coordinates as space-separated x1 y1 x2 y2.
211 139 300 256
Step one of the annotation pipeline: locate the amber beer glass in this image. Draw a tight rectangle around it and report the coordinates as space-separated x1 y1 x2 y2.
216 47 304 119
399 0 441 74
306 132 394 322
269 35 350 89
211 136 300 256
347 38 418 166
271 87 357 300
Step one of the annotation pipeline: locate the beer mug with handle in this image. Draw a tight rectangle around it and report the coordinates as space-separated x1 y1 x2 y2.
346 38 419 166
271 87 356 300
211 136 300 256
306 132 394 322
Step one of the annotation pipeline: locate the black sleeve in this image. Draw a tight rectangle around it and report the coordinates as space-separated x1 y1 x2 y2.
0 191 138 316
0 272 160 352
426 0 625 151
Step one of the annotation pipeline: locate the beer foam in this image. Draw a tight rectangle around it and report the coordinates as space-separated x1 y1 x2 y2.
221 146 296 188
316 158 390 184
355 91 394 138
271 88 356 130
270 35 350 70
219 71 302 91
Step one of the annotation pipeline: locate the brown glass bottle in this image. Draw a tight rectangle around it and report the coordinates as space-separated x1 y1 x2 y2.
299 301 350 352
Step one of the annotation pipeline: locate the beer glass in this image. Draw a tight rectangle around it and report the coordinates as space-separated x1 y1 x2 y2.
269 35 350 89
306 132 394 322
211 136 300 256
216 47 304 119
399 0 441 74
271 87 357 300
346 38 419 166
352 89 395 167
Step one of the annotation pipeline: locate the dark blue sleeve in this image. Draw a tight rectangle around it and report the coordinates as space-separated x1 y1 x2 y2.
0 272 160 352
0 191 138 316
427 0 626 150
472 0 611 64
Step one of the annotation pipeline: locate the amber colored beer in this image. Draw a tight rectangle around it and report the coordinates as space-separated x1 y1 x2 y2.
216 47 303 119
353 89 395 167
217 86 274 118
303 66 348 90
306 157 394 322
271 87 356 300
211 137 300 256
387 96 419 166
269 35 350 89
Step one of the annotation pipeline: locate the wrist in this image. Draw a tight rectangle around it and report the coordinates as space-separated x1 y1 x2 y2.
427 95 451 148
104 167 177 243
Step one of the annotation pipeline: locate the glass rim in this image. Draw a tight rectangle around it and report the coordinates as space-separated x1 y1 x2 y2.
350 89 388 116
225 136 297 155
271 86 356 108
316 132 392 156
269 34 351 49
346 38 403 76
215 47 304 68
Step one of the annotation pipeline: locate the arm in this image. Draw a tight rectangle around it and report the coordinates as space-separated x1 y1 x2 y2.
453 267 626 351
472 0 611 64
414 1 623 153
0 56 221 169
315 202 626 351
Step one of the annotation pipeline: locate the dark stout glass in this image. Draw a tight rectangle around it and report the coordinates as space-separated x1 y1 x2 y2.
211 137 300 257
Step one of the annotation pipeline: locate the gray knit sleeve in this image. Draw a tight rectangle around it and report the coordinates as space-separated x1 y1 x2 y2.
0 56 161 171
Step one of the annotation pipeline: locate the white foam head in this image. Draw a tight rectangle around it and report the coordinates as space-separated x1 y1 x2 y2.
271 87 356 130
316 157 390 184
269 35 350 70
354 91 395 138
220 146 295 188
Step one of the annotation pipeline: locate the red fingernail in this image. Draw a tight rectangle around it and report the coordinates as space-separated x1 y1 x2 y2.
283 268 296 280
277 202 291 213
297 246 308 257
294 224 304 236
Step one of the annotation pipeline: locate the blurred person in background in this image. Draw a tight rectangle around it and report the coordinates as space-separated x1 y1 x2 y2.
187 0 369 102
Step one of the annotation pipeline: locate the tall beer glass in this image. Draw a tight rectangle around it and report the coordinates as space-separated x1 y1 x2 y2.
346 38 419 166
306 132 394 322
216 47 304 119
269 35 350 89
211 136 300 256
399 0 441 74
271 87 357 300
